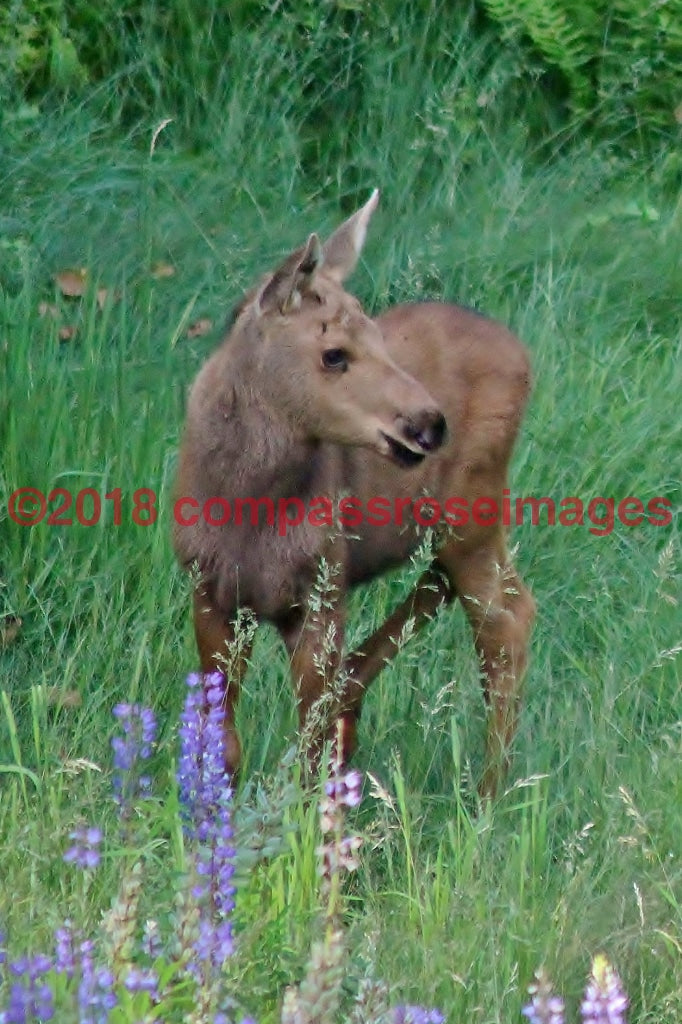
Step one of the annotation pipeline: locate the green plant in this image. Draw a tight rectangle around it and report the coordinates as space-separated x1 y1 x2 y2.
480 0 682 139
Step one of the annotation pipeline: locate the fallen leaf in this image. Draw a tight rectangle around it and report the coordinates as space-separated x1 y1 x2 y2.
96 287 109 310
54 267 88 297
186 317 213 338
675 102 682 124
38 301 60 320
58 325 78 342
151 261 176 279
0 615 22 648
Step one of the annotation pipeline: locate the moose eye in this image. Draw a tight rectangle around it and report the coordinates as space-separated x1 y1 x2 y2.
321 348 349 372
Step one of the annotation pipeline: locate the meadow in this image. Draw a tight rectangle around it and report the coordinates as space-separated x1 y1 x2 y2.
1 4 681 1021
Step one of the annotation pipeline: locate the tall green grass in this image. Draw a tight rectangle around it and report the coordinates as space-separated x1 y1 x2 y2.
1 8 681 1022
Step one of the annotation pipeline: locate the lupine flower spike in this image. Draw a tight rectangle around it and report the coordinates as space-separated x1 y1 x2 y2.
3 955 54 1023
111 703 157 817
63 827 103 870
581 955 628 1024
316 729 364 927
75 940 118 1023
176 673 236 976
281 749 364 1024
54 921 77 977
522 967 565 1024
102 705 157 984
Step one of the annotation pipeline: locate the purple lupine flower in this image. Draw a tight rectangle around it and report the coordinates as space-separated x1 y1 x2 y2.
393 1006 445 1024
123 966 159 999
580 955 628 1024
4 955 54 1022
319 768 364 834
317 765 364 884
8 956 52 979
3 982 53 1024
177 672 236 973
111 703 157 813
324 769 363 808
63 827 102 870
522 968 565 1024
54 924 116 1023
177 673 231 837
54 922 77 978
77 941 117 1024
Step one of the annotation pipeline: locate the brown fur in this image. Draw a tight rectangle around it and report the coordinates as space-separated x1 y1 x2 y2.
173 191 535 797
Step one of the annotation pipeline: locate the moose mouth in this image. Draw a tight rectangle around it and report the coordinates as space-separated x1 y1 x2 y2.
380 432 427 469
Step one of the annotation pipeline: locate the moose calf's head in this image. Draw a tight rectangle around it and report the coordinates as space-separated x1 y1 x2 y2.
232 190 446 467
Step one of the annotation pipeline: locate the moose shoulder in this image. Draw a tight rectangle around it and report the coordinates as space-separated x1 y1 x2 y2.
173 190 535 797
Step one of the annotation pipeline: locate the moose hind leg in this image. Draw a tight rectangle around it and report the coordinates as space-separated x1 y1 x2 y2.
437 531 535 798
193 586 253 778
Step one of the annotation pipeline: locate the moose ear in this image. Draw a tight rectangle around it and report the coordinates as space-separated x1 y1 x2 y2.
256 233 323 315
322 188 379 283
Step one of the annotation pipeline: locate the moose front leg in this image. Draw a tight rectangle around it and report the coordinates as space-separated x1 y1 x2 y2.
193 585 253 777
277 568 453 772
276 597 349 772
339 567 453 729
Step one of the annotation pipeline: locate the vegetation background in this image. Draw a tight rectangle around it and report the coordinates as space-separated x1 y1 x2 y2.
1 0 681 1021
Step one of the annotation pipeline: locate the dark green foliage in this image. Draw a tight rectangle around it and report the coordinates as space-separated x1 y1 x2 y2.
480 0 682 140
3 0 680 148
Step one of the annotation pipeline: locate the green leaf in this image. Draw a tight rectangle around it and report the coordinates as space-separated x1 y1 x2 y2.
49 25 88 90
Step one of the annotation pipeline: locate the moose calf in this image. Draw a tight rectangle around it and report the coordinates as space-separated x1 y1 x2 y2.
173 190 535 797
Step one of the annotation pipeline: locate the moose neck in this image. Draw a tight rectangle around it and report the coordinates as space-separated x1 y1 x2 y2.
227 378 331 505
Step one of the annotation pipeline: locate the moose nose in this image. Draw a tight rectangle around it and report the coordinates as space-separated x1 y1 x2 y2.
403 410 447 451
